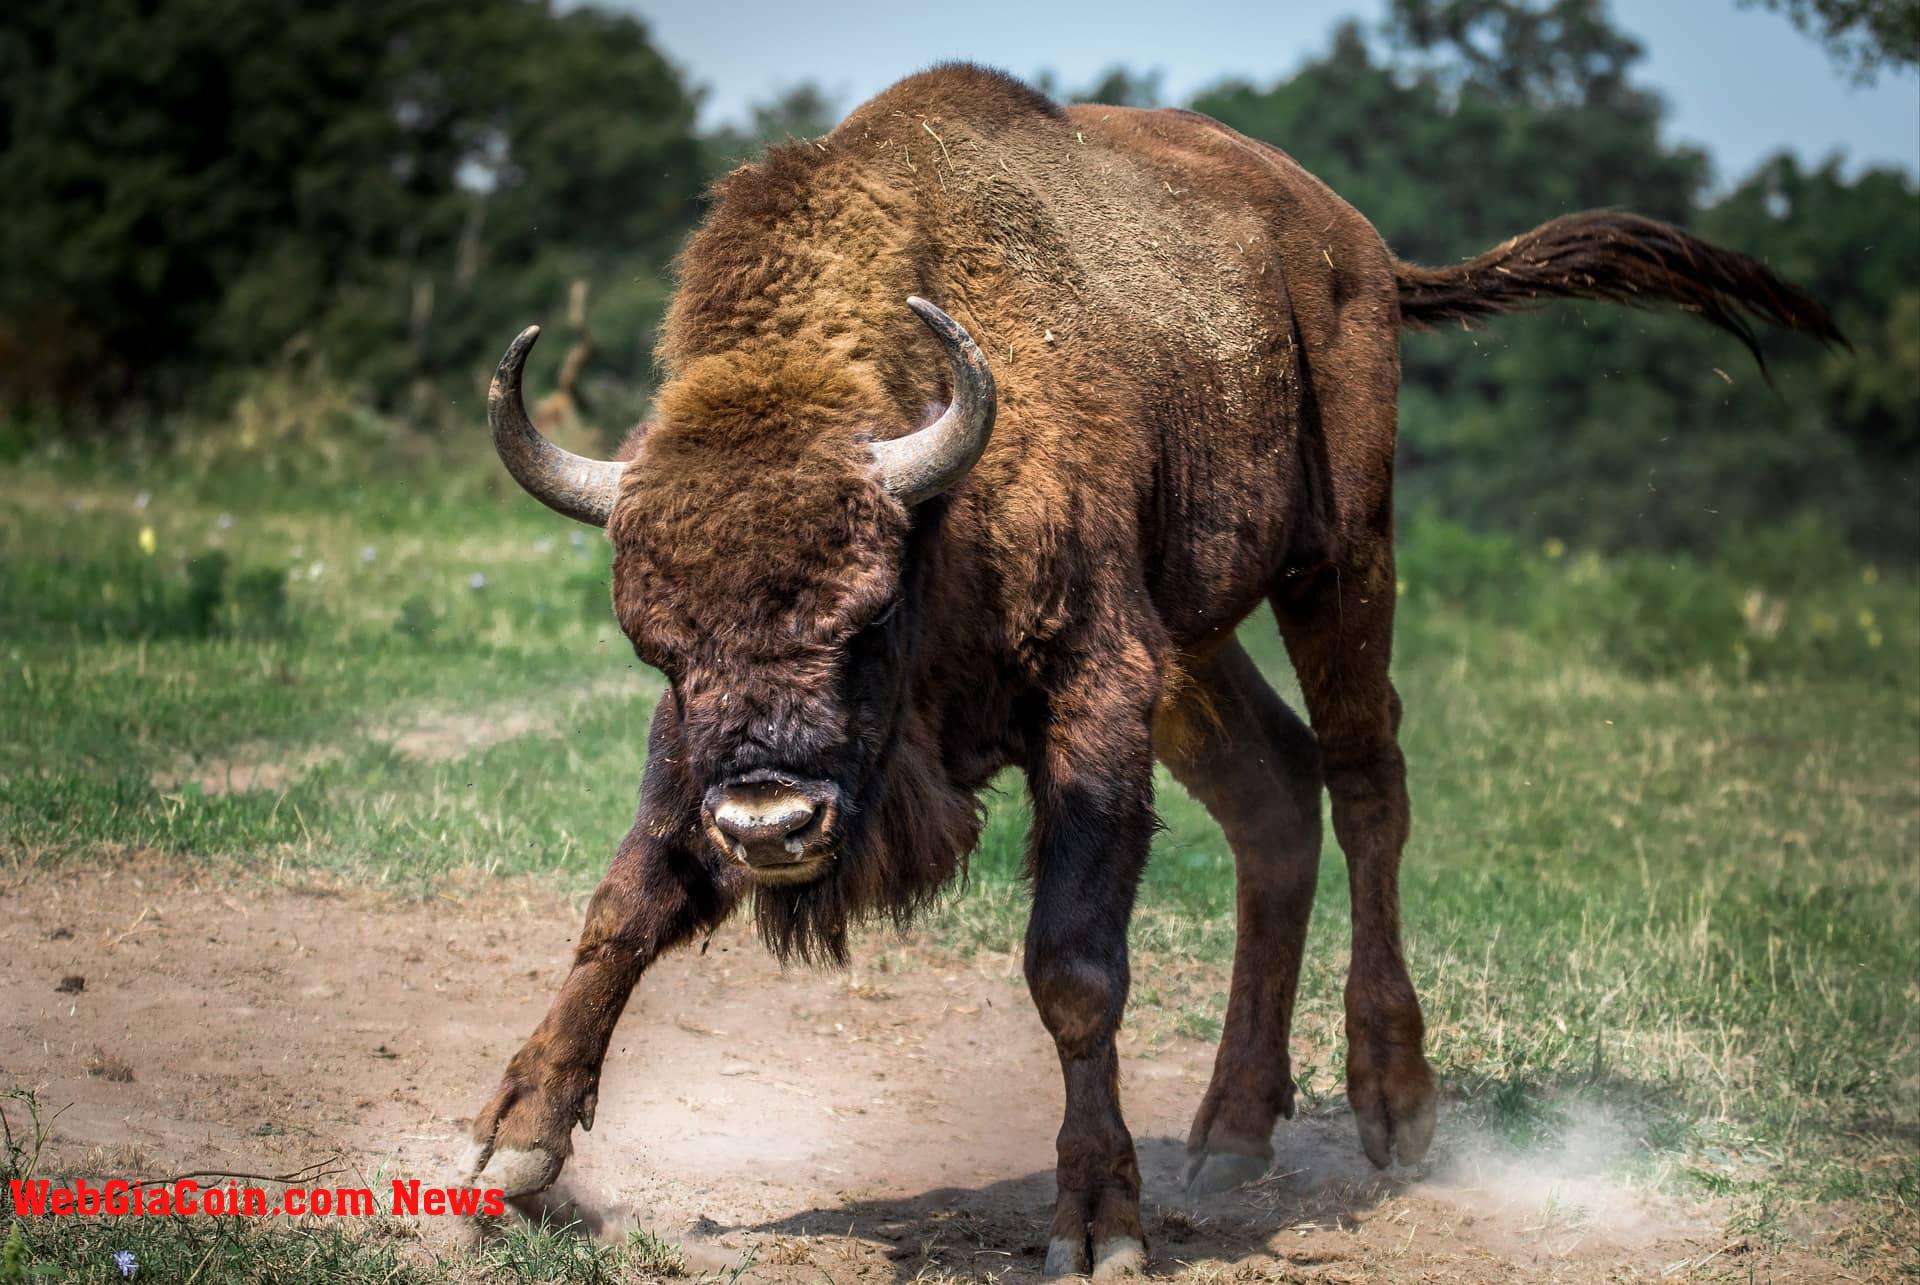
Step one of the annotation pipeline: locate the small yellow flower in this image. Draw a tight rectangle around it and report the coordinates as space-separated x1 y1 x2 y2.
137 526 157 556
1543 537 1566 559
1867 628 1885 649
1395 577 1407 597
1858 609 1876 630
1862 565 1880 586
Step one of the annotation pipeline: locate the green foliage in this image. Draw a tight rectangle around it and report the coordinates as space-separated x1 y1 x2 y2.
1389 0 1672 119
2 1090 51 1190
480 1217 688 1281
1033 65 1166 107
0 0 704 416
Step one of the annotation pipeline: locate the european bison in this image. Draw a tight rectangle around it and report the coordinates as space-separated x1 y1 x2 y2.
462 64 1836 1276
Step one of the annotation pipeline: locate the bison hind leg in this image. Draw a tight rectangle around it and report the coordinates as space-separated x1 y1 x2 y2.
1156 638 1323 1192
1273 546 1439 1170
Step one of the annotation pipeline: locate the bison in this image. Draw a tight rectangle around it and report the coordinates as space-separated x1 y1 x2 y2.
460 64 1837 1276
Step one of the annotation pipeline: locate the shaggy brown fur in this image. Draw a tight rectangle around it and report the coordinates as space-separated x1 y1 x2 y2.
467 63 1837 1271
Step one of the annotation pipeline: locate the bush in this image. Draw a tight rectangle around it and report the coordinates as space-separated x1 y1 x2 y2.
176 367 400 495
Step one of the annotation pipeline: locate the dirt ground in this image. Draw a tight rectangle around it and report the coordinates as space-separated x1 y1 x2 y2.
1 860 1864 1282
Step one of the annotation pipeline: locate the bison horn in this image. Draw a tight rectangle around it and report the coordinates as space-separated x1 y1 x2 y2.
488 325 624 527
872 297 998 505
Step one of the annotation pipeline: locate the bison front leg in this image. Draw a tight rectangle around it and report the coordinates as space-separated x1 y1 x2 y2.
462 822 735 1197
1025 666 1157 1278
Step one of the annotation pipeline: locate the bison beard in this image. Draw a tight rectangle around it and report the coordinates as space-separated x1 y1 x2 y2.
749 711 984 966
461 62 1839 1276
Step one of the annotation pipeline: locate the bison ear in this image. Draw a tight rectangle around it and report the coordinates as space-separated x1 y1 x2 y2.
870 298 997 506
488 326 626 527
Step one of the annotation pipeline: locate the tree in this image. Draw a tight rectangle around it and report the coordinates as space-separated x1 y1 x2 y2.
704 84 841 172
0 0 707 417
1057 66 1165 107
1738 0 1920 80
1386 0 1653 111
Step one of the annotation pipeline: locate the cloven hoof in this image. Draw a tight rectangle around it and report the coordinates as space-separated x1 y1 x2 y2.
1044 1233 1147 1279
1044 1235 1089 1277
1182 1147 1273 1195
1092 1234 1147 1278
460 1143 564 1199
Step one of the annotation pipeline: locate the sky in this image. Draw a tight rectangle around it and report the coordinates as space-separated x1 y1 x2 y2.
613 0 1919 190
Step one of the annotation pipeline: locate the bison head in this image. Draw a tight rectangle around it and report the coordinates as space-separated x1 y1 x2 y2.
486 299 993 949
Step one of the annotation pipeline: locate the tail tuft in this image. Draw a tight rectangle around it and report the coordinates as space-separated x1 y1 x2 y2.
1394 211 1844 371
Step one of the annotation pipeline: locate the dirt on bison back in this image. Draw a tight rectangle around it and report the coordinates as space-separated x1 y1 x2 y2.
0 861 1825 1282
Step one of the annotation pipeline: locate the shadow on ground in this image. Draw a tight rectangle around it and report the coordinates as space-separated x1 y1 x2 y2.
712 1131 1405 1282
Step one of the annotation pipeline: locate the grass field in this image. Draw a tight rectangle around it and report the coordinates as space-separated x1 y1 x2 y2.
2 425 1916 1280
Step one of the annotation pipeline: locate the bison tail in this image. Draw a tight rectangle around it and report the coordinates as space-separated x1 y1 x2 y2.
1392 210 1845 371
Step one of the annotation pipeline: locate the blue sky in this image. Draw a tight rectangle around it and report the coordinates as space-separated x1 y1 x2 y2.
614 0 1918 189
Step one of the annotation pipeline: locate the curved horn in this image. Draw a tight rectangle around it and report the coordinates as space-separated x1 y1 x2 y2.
872 297 998 505
488 325 624 527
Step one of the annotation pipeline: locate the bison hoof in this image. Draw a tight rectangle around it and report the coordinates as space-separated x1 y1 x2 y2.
1181 1147 1271 1195
1044 1235 1089 1277
460 1142 565 1199
1353 1068 1438 1169
1091 1235 1146 1279
1044 1232 1144 1278
1356 1094 1436 1169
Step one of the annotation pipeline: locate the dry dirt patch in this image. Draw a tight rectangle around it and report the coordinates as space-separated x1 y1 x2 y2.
1 860 1854 1282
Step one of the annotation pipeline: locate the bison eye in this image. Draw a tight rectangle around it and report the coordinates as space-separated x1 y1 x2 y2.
847 599 900 661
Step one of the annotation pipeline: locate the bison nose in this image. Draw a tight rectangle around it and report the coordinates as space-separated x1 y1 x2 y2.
704 778 834 869
712 788 816 844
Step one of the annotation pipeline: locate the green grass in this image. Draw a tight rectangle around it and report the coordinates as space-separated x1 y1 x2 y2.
3 432 1917 1277
0 1199 697 1285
